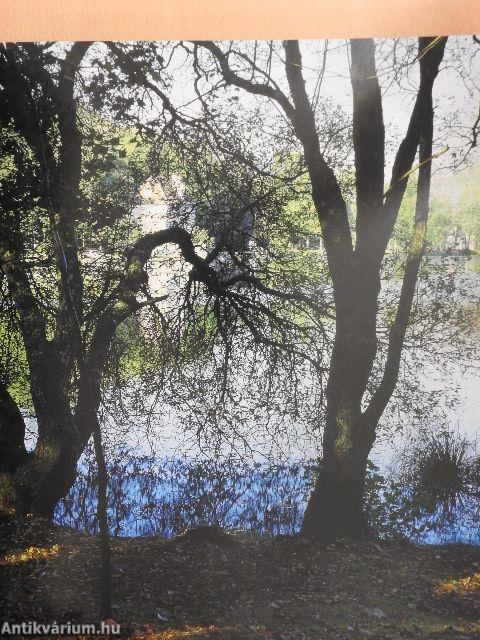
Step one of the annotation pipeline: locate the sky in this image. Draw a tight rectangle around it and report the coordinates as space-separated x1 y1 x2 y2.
152 36 480 183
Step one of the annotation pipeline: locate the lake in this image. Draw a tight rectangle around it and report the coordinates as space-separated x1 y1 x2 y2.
53 255 480 542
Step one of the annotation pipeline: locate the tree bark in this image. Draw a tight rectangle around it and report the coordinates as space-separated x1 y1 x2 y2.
301 429 372 538
301 308 377 539
0 382 29 512
92 421 112 620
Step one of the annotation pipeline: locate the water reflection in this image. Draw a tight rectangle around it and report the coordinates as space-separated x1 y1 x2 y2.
55 448 480 544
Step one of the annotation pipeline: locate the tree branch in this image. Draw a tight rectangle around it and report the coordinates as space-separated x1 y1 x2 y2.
282 40 354 301
195 41 296 120
364 44 439 426
108 42 205 127
376 37 447 264
350 38 385 257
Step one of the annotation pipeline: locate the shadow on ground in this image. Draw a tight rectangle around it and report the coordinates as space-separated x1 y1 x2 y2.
1 517 479 639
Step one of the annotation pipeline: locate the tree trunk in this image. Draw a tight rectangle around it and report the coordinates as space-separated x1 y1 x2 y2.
92 421 112 620
0 383 29 512
302 296 378 540
0 367 83 519
12 434 80 519
301 439 371 539
301 378 376 539
77 365 113 620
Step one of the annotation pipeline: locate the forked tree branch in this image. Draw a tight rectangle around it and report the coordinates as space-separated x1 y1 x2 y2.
364 42 440 426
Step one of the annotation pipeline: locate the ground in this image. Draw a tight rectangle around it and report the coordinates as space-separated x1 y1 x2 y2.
0 517 479 639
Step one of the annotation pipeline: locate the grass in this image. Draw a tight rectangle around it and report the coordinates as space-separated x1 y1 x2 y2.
402 429 474 517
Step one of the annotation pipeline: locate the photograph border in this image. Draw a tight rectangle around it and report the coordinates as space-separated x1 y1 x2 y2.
1 0 480 43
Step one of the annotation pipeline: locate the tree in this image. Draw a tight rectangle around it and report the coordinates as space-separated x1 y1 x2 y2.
190 37 449 538
0 42 312 520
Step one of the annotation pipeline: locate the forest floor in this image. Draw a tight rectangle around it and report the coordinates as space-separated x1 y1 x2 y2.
0 517 479 639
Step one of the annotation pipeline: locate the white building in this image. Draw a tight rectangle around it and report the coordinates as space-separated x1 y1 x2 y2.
132 177 188 307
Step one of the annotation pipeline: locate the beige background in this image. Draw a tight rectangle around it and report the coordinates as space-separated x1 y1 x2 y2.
1 0 480 42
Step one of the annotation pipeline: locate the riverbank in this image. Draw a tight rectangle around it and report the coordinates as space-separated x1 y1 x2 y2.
1 517 479 639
